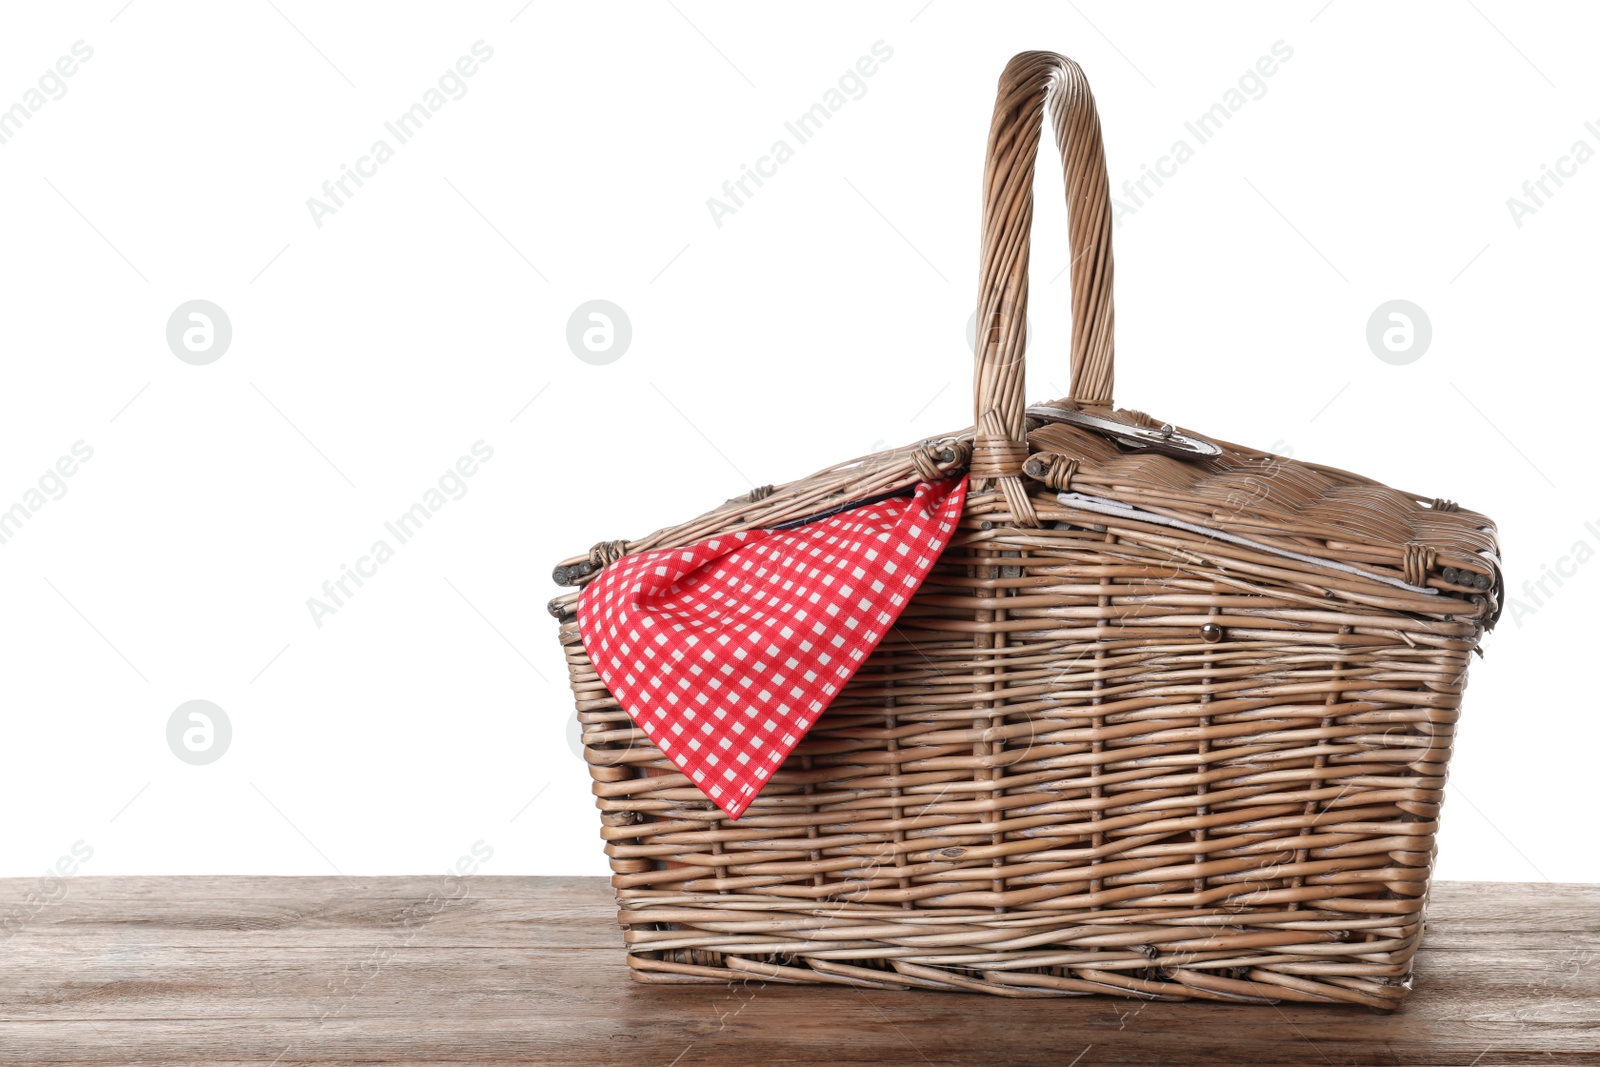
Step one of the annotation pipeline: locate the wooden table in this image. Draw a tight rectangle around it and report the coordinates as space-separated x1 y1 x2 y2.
1 876 1594 1065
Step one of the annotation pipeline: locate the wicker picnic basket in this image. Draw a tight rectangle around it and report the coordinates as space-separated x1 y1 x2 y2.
550 51 1501 1008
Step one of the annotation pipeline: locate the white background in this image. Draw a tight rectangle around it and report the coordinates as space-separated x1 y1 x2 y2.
1 0 1594 884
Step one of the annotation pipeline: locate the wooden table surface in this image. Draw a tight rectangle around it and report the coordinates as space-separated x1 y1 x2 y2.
1 876 1595 1066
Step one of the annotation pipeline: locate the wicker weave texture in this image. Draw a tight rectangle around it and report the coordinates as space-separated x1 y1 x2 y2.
551 52 1499 1008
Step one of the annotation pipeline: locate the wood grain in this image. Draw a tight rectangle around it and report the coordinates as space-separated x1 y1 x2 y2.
0 876 1594 1065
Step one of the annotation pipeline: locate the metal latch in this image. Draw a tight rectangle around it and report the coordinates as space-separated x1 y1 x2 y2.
1026 404 1222 459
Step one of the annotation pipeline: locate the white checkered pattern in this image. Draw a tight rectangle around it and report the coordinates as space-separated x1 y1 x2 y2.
577 477 967 819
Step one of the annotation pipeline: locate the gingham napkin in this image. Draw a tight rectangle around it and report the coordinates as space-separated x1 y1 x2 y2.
577 478 967 819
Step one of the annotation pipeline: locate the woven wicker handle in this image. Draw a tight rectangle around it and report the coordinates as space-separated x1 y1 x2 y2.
973 52 1115 523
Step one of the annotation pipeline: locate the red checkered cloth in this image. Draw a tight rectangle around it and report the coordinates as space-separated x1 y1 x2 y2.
577 477 967 819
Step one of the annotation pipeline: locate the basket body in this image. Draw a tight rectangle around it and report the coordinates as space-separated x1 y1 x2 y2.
551 52 1499 1008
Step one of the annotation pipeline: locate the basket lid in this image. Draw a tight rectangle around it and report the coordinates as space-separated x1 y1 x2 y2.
1022 401 1502 624
553 412 1502 631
